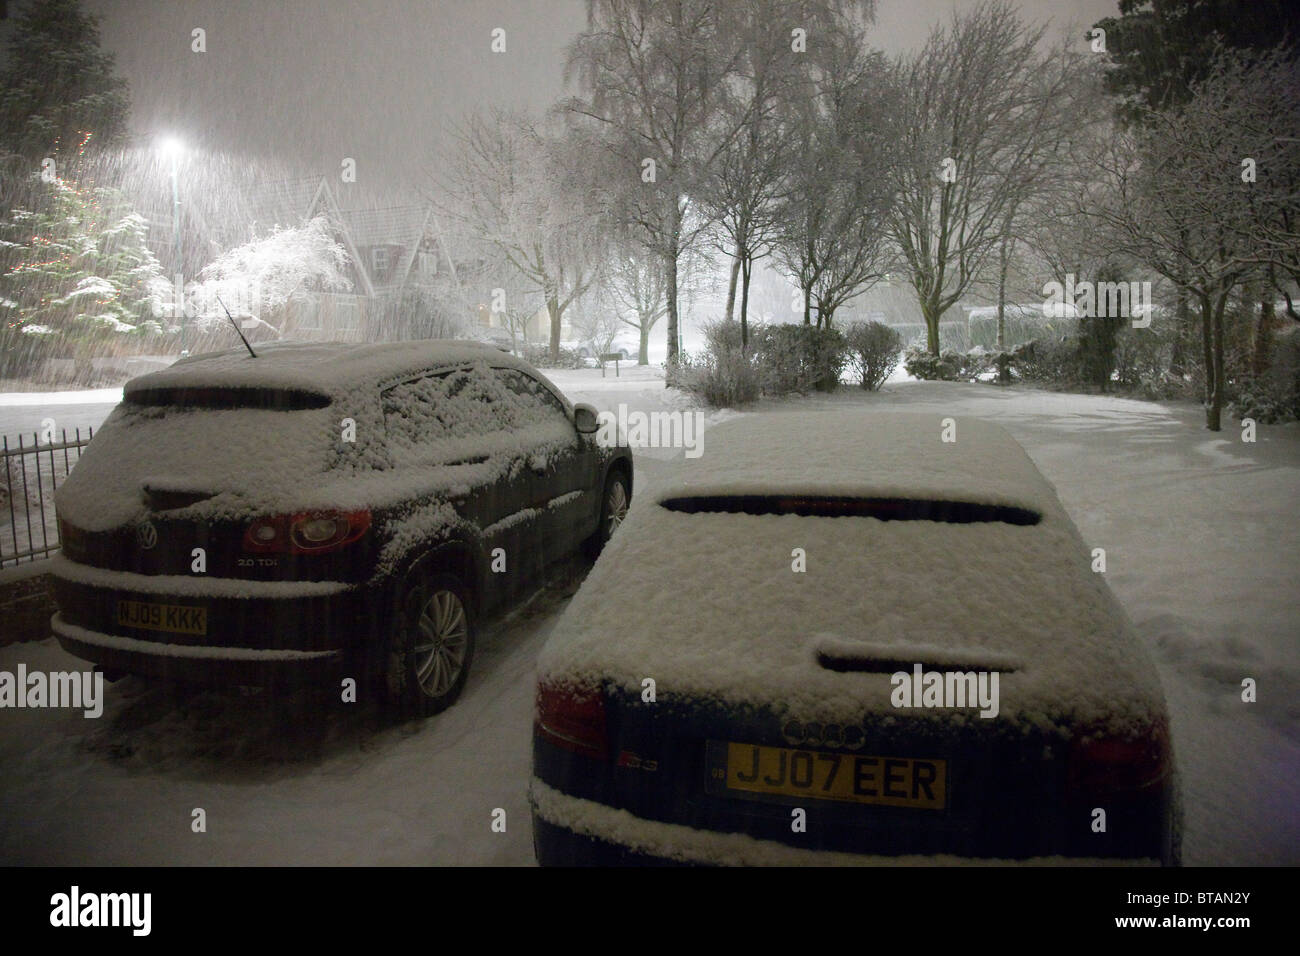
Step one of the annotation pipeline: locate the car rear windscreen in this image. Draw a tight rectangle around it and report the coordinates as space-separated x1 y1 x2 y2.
659 495 1040 525
124 386 331 410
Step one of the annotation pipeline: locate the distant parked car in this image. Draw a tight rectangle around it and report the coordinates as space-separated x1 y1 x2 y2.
571 334 635 362
531 410 1179 864
464 326 514 353
50 340 632 716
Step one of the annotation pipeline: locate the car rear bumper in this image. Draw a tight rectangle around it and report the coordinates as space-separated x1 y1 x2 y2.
51 613 345 686
47 556 375 686
530 780 1161 867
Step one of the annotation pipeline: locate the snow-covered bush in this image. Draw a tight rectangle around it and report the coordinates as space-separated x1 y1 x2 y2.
903 346 964 381
1009 337 1084 387
1112 319 1193 399
671 320 762 408
1230 324 1300 423
522 344 586 368
842 320 903 390
754 323 846 394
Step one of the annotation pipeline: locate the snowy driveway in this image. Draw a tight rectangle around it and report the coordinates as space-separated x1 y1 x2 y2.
0 371 1295 865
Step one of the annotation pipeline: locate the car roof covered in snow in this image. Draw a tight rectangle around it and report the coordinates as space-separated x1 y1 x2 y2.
539 410 1166 734
654 410 1062 517
123 340 535 399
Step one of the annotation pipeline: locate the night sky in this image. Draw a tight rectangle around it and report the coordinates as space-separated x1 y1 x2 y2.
10 0 1120 201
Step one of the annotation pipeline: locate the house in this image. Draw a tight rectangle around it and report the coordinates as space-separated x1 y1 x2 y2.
236 179 467 342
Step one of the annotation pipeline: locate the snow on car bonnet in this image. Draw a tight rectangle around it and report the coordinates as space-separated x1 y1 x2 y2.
538 410 1166 735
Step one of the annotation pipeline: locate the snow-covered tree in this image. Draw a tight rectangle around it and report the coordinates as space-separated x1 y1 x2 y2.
773 41 900 330
887 1 1081 355
603 248 668 365
0 175 169 376
434 109 606 362
186 216 352 333
1089 47 1298 430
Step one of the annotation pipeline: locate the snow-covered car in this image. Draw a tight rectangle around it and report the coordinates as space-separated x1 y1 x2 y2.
49 340 632 716
571 334 635 362
467 326 514 353
531 411 1179 865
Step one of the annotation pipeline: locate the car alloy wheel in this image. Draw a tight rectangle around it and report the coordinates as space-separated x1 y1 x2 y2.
388 571 475 717
412 587 470 699
605 478 629 537
585 471 630 559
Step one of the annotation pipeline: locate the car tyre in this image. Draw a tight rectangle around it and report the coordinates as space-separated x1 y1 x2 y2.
584 469 629 559
385 570 475 718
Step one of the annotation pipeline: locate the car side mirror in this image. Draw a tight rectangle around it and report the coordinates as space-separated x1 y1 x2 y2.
574 403 600 435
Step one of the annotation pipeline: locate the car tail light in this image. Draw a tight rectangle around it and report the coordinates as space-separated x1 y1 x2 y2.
1066 720 1170 796
536 681 609 760
243 510 371 555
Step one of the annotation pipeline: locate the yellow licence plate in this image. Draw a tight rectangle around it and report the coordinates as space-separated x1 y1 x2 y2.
117 600 207 636
711 741 946 810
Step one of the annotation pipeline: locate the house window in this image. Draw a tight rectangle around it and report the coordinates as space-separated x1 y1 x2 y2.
372 246 390 276
419 250 438 276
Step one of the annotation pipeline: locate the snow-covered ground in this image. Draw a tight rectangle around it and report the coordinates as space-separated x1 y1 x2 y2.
0 388 121 442
0 369 1295 865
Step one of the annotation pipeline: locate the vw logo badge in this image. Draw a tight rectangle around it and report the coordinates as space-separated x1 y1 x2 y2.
782 720 865 751
135 521 158 550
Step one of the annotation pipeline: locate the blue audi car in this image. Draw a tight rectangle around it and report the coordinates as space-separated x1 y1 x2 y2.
531 411 1180 865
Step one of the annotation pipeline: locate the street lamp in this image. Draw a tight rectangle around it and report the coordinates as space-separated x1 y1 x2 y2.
157 136 185 354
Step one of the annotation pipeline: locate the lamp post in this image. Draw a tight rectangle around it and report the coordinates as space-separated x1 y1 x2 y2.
158 137 185 354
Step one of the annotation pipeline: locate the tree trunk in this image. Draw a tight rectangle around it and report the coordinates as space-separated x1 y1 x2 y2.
665 249 680 367
547 294 562 362
637 320 650 365
739 252 752 349
724 254 740 323
996 238 1011 384
803 285 813 326
1199 292 1213 407
1253 292 1277 376
1170 289 1188 377
665 200 683 367
1205 292 1226 432
923 301 940 355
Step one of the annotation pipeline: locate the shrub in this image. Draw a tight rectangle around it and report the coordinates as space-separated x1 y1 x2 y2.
1009 336 1085 387
1112 318 1194 399
843 321 903 390
671 319 762 408
1230 324 1300 423
1077 314 1126 390
522 344 586 369
903 347 964 381
754 324 847 394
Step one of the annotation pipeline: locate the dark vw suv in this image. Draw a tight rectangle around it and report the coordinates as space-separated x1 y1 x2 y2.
50 340 631 716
